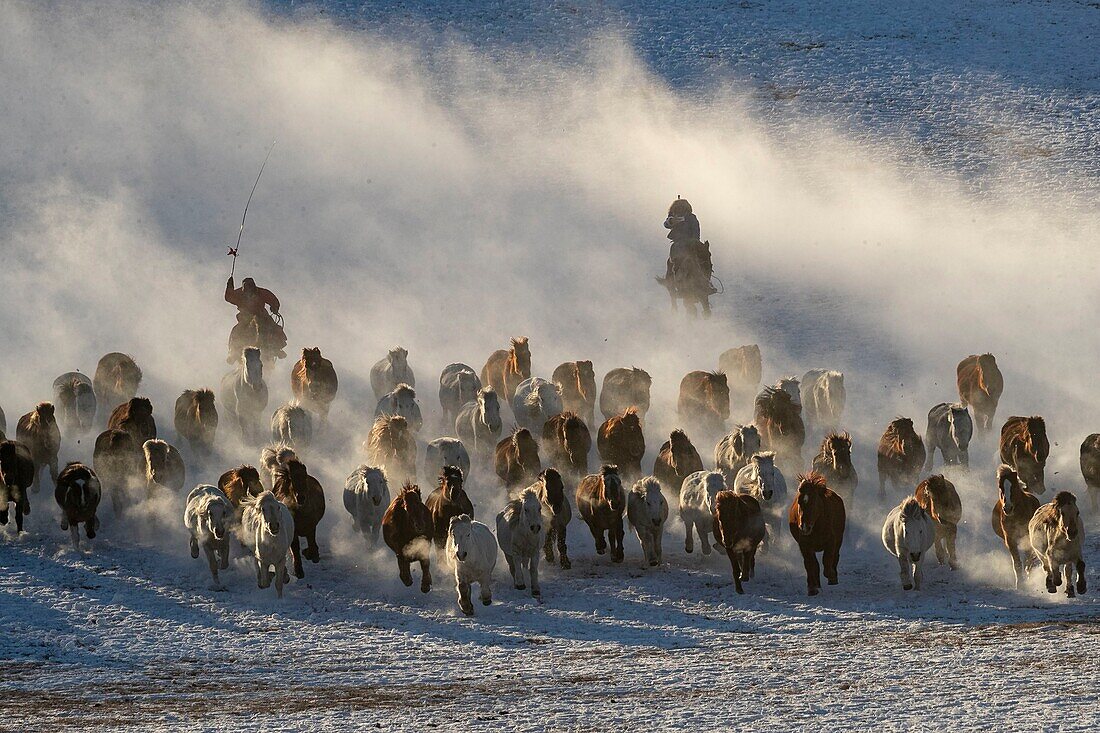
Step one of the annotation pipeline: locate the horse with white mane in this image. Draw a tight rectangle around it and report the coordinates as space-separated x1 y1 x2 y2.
881 497 935 591
1029 491 1086 598
714 424 761 485
447 514 497 615
924 403 973 472
800 370 845 432
423 437 471 481
184 485 233 587
496 488 545 598
371 346 415 402
240 491 295 599
439 363 481 427
343 465 390 547
733 451 787 523
511 377 564 432
375 384 423 434
627 476 668 567
270 403 312 451
678 470 726 555
455 388 503 459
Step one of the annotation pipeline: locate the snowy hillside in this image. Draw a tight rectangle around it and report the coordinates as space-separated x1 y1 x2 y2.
2 1 1099 730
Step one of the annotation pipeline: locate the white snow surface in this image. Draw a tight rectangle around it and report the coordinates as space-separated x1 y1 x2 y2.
2 1 1100 731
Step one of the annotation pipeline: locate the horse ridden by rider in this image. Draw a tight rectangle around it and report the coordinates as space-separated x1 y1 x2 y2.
656 198 716 317
226 276 287 364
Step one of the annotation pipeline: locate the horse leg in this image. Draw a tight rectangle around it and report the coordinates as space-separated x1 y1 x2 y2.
700 525 712 556
945 525 958 570
1064 562 1076 598
274 560 285 598
397 556 413 587
684 519 695 554
291 535 305 579
823 542 841 586
1041 554 1057 593
1076 559 1087 594
655 529 664 565
933 527 947 566
32 464 41 494
612 519 625 563
49 458 59 488
543 528 556 563
1008 543 1024 589
729 550 744 594
457 576 474 615
912 555 923 591
557 523 571 569
15 504 25 533
589 524 607 555
69 521 80 549
800 547 821 595
479 571 493 606
219 537 231 570
529 554 541 597
190 534 200 559
419 557 432 593
506 553 522 589
304 527 320 563
203 542 221 586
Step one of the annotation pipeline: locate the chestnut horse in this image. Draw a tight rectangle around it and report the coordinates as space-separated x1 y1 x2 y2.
991 463 1041 589
788 472 846 596
576 465 627 563
552 360 597 427
597 408 645 482
382 483 434 592
425 465 474 550
481 337 531 402
599 367 652 422
876 418 925 497
494 428 542 490
999 416 1049 495
93 352 142 421
915 474 963 570
174 389 219 457
713 490 765 594
272 458 326 579
218 465 264 509
542 411 591 479
956 353 1003 433
753 386 805 472
677 371 730 435
811 432 857 503
718 345 762 418
108 397 157 446
290 347 339 421
653 429 704 495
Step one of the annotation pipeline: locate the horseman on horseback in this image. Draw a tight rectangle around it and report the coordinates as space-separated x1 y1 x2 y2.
225 276 287 364
656 197 717 317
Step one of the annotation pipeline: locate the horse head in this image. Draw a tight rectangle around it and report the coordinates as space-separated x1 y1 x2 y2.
539 468 565 512
794 472 828 535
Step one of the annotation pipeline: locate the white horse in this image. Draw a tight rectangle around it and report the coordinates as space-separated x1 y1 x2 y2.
924 402 973 471
220 347 269 445
714 424 761 483
370 346 415 401
882 497 936 590
733 451 787 510
627 476 668 567
455 388 503 457
423 437 471 481
270 403 312 450
511 377 564 432
52 372 97 436
375 384 423 433
439 363 482 427
343 465 390 546
800 370 845 431
678 470 726 555
184 485 233 587
240 491 295 599
1029 491 1086 598
496 488 545 598
446 514 497 615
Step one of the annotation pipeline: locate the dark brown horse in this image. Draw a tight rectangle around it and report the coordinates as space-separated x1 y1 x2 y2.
788 472 846 596
576 465 626 563
16 402 61 494
0 440 34 533
481 337 531 401
598 367 652 422
999 416 1049 495
552 361 597 426
811 432 857 503
425 466 474 550
753 386 805 472
915 474 963 570
542 412 591 479
93 352 142 421
1080 433 1100 511
291 347 339 421
713 490 766 594
718 345 762 417
93 428 141 515
174 389 219 457
653 429 704 495
596 408 646 482
218 465 264 509
677 371 730 435
382 483 433 592
494 428 542 489
272 458 326 579
956 353 1003 432
54 462 101 549
876 418 925 497
991 463 1041 588
108 397 157 446
535 468 571 569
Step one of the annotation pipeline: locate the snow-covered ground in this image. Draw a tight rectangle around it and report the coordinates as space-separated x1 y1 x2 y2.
2 1 1100 730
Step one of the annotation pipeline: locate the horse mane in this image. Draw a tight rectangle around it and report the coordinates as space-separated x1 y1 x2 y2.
438 465 463 489
394 383 416 399
631 475 661 498
996 463 1020 492
397 482 421 507
1024 416 1048 457
1053 491 1077 507
752 450 776 465
796 471 828 493
900 496 924 518
27 402 54 427
884 418 916 452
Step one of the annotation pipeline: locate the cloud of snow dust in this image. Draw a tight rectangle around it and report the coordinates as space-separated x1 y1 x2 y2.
1 1 1097 584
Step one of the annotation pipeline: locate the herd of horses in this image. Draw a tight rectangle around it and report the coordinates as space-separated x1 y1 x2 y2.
0 341 1092 613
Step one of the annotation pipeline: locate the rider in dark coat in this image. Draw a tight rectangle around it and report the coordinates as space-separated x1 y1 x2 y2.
658 198 716 314
226 276 287 360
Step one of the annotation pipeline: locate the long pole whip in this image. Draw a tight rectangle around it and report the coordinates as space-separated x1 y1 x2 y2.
227 140 277 277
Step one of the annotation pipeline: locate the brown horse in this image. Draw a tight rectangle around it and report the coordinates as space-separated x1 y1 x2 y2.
678 371 730 435
93 428 141 515
534 468 571 569
382 483 434 592
0 440 34 533
174 389 219 457
364 414 417 485
1080 433 1100 511
54 462 101 549
542 412 591 479
876 418 926 497
597 408 646 482
142 439 186 493
494 428 542 490
992 463 1041 589
599 367 652 422
93 352 142 421
811 432 858 503
914 474 963 570
290 347 339 421
653 429 704 495
552 361 597 426
753 386 805 472
272 458 326 579
956 353 1003 432
481 337 531 402
718 345 762 417
576 465 627 563
788 472 846 596
218 465 264 509
425 465 474 550
713 490 766 594
108 397 157 446
16 403 61 494
999 416 1049 495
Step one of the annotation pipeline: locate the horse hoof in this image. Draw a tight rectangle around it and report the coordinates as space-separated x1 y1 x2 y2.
400 576 413 587
482 597 492 606
903 584 913 591
827 578 838 586
560 559 571 570
649 560 658 567
459 603 474 616
735 586 744 595
685 546 693 554
1046 585 1057 594
532 589 541 598
294 568 305 579
1077 581 1087 594
515 583 526 590
420 584 431 594
596 547 607 555
190 546 200 559
808 587 820 596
